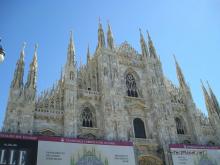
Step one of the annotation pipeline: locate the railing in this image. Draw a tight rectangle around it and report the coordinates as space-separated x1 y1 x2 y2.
78 89 100 96
35 108 64 115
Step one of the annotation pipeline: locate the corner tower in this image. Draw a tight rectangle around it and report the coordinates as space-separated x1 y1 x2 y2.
4 44 37 134
63 31 78 137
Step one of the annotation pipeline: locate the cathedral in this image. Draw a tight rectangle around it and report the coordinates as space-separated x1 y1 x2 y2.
2 22 220 165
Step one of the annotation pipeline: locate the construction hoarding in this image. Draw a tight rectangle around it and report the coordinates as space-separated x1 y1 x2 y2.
170 144 220 165
0 133 135 165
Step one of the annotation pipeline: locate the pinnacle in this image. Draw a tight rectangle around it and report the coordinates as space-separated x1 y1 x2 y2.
20 42 26 59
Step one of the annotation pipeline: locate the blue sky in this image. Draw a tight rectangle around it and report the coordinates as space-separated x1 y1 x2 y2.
0 0 220 128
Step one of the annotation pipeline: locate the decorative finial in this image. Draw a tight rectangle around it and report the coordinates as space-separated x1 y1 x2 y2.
98 17 103 29
22 42 26 51
69 31 73 42
87 44 90 54
34 43 38 52
60 66 63 80
0 37 5 63
139 28 144 38
206 81 211 88
20 42 26 59
200 79 205 86
107 20 111 30
173 54 177 62
80 55 82 68
139 28 142 33
147 30 151 39
87 44 90 62
32 43 38 65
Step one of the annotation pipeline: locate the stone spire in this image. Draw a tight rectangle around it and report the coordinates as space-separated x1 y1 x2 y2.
174 55 187 89
25 44 38 89
97 19 106 49
11 43 26 88
80 54 82 68
66 31 75 66
201 80 213 115
147 31 158 58
107 22 114 50
207 81 220 116
139 29 148 57
87 45 90 64
59 67 64 83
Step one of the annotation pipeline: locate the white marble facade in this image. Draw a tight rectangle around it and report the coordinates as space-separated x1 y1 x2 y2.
3 23 220 165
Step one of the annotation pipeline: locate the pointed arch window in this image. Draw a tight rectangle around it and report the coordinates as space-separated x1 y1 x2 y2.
81 107 95 127
133 118 146 138
126 73 138 97
56 97 60 109
175 117 186 134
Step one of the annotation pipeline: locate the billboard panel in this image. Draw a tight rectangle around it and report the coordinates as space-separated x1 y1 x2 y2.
170 144 220 165
37 137 135 165
0 134 38 165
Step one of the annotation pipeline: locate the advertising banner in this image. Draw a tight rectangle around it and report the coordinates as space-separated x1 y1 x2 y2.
37 137 135 165
0 134 38 165
170 144 220 165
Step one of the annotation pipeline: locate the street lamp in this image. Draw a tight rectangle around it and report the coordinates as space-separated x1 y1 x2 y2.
0 39 5 63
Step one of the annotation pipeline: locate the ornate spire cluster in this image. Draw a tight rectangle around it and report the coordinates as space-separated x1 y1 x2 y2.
138 29 159 60
10 43 38 101
96 19 114 50
201 81 220 117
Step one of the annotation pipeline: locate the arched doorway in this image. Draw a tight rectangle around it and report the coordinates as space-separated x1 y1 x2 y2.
138 155 163 165
133 118 146 138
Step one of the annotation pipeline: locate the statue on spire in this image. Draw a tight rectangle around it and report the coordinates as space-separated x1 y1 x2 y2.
67 31 75 66
147 31 157 58
97 18 106 49
87 45 90 64
174 55 187 89
25 44 38 90
107 21 114 50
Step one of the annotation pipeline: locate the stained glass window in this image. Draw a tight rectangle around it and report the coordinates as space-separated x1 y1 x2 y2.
126 73 138 97
81 107 94 127
175 117 185 134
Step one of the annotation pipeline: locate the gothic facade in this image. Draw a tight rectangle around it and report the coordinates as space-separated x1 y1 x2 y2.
3 23 220 165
